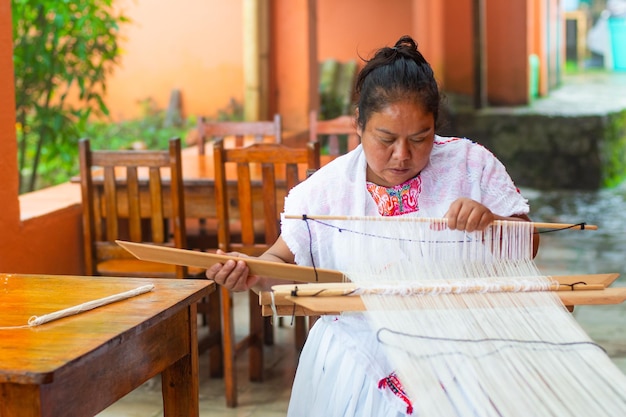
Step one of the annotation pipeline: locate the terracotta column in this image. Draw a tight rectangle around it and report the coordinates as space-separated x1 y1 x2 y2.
412 0 445 77
486 0 533 105
442 0 474 97
0 1 20 231
243 0 270 120
269 0 318 134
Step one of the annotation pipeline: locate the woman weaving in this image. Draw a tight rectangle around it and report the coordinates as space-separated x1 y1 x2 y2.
207 35 540 416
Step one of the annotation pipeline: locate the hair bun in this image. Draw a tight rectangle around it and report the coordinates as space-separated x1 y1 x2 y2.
393 35 418 51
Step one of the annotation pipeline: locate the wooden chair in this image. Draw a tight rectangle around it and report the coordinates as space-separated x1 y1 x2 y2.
187 114 283 251
197 113 282 155
309 109 359 158
213 138 320 407
78 137 223 377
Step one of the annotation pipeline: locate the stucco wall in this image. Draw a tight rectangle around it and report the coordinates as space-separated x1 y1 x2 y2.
0 2 83 275
102 0 432 123
105 0 245 122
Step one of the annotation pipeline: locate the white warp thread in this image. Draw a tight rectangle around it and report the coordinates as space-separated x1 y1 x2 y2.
270 290 280 326
332 217 626 416
0 284 155 329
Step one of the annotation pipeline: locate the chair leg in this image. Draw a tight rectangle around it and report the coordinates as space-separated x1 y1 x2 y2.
248 290 264 382
221 286 237 407
208 290 223 378
196 292 224 378
264 316 274 345
294 316 307 351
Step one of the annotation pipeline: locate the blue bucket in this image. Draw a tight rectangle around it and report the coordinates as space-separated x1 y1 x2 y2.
609 17 626 71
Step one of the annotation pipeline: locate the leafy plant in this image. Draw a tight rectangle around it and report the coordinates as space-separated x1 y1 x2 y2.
12 0 130 193
216 98 244 122
83 99 196 152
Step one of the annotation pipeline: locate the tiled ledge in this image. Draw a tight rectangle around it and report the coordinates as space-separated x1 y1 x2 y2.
19 182 82 221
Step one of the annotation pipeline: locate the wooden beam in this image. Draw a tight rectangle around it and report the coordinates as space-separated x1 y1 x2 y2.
473 0 487 109
243 0 270 120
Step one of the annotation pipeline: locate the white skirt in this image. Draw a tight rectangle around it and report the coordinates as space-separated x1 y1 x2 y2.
287 314 412 417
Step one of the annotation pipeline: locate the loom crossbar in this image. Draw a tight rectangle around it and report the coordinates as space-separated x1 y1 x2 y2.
283 214 599 230
260 274 625 316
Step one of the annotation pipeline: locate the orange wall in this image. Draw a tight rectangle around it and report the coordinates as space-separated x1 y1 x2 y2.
0 1 19 230
486 0 532 105
412 0 445 77
269 0 430 131
316 0 414 62
0 1 83 275
270 0 318 131
105 0 244 122
103 0 427 127
79 0 542 123
442 0 474 97
440 0 537 105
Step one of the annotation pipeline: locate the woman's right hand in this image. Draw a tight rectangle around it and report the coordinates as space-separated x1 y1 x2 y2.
205 250 261 292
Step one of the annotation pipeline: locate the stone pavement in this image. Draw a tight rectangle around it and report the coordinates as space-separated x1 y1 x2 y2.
529 71 626 115
526 184 626 375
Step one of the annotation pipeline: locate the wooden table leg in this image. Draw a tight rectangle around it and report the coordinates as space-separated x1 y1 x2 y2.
0 384 42 417
162 303 200 417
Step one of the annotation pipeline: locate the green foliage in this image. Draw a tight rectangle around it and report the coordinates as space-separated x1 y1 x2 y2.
216 98 244 121
320 93 345 120
12 0 130 193
83 99 196 152
19 98 196 190
318 59 356 120
602 110 626 188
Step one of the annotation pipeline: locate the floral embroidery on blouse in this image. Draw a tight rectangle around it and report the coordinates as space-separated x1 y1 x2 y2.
366 175 421 216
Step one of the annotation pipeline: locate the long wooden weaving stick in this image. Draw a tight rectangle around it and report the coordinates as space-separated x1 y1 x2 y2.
116 240 343 283
283 214 599 230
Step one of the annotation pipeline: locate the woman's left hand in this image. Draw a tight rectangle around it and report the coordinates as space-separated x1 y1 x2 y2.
444 197 495 232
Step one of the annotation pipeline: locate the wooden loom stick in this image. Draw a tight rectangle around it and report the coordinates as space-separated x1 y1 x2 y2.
275 282 606 297
264 273 618 299
116 240 344 283
272 288 626 316
283 214 598 230
259 273 624 316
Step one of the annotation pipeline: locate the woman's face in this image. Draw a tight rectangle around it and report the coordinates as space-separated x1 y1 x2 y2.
358 100 435 187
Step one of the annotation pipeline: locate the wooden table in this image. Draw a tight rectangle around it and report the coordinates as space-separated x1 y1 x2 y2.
0 273 213 417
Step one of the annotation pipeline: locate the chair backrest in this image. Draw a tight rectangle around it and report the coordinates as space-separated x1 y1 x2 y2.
309 110 359 157
213 139 320 256
78 137 188 277
197 114 282 155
